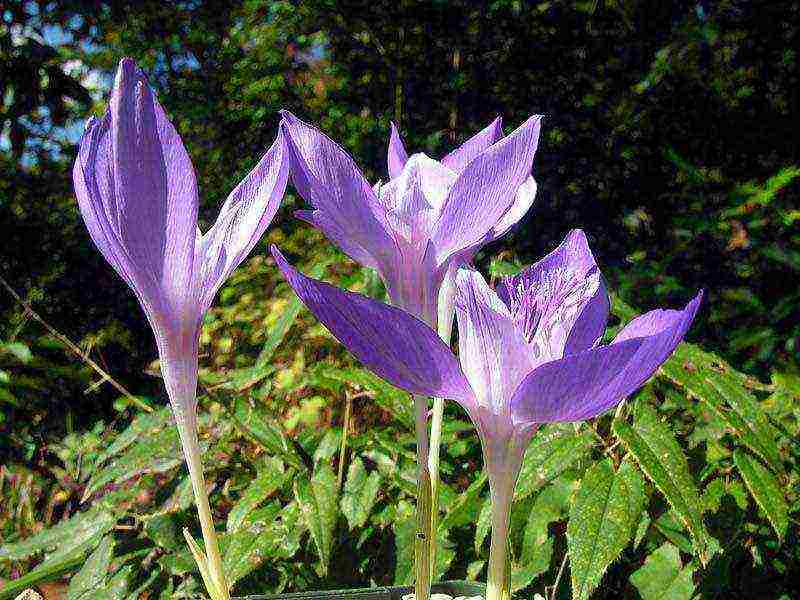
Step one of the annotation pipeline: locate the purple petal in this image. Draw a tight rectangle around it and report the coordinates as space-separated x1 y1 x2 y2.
280 111 396 272
497 229 607 362
432 115 542 263
271 246 474 403
454 268 534 415
441 116 504 173
110 58 198 306
197 131 289 310
488 176 537 242
388 122 409 179
510 292 703 424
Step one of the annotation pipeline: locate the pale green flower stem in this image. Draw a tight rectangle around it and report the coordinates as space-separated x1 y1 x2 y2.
427 275 457 574
175 416 231 600
413 393 433 600
485 482 514 600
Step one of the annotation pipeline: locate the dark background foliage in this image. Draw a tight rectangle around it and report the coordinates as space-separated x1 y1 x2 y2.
1 1 798 598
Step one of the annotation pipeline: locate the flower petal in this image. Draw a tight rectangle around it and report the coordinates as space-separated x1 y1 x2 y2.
563 278 610 355
441 116 504 173
271 246 474 403
496 229 606 363
388 122 408 179
197 130 289 310
280 111 396 272
488 175 537 242
432 115 542 263
454 268 535 415
110 58 198 306
510 292 702 424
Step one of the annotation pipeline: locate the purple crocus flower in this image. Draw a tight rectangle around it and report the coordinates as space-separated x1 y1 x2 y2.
73 58 289 600
279 112 540 328
270 229 701 600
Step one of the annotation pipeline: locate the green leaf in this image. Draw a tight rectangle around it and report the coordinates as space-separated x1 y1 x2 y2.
340 457 382 530
294 462 338 576
662 348 781 471
84 425 185 498
474 497 492 554
232 398 307 471
439 471 487 531
67 535 114 599
567 459 635 600
733 449 788 540
630 543 695 600
0 341 32 363
515 425 595 501
520 478 572 567
227 457 287 533
0 510 116 600
96 407 172 464
613 406 710 563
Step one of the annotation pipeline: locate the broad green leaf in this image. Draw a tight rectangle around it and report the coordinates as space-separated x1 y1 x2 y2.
567 459 634 600
474 497 492 554
613 406 710 563
340 457 382 530
232 397 307 471
439 471 487 530
618 457 646 538
662 351 781 471
733 449 788 540
105 565 132 599
314 365 414 429
0 510 116 600
227 457 287 532
96 406 172 464
0 508 115 562
630 543 695 600
521 478 572 566
84 425 185 498
144 514 182 551
294 462 338 576
515 425 595 501
67 535 114 599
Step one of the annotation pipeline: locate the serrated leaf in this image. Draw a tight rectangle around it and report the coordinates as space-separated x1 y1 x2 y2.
227 457 287 532
662 351 781 471
515 425 595 501
733 449 788 540
614 406 710 564
294 462 338 576
67 535 114 599
440 471 487 530
85 425 185 498
340 457 382 530
97 407 172 464
232 398 307 471
630 543 695 600
0 510 116 600
567 459 634 600
618 457 646 538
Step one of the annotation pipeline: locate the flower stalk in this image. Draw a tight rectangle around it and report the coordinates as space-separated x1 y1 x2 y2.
413 394 433 600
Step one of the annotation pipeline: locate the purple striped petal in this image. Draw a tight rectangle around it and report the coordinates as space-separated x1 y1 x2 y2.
432 115 542 264
441 116 504 173
454 268 534 415
279 111 397 272
271 246 474 404
488 176 537 242
388 122 408 179
510 292 702 424
196 131 289 310
110 58 198 308
497 229 607 363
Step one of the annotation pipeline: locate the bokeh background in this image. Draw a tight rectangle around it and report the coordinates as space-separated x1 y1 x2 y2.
1 1 798 598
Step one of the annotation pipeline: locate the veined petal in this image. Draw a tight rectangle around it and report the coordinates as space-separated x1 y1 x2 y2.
489 176 537 242
388 122 408 179
496 229 607 364
271 246 474 403
510 292 702 424
454 268 535 416
197 131 289 310
110 58 198 308
441 116 504 173
432 115 542 263
279 111 396 272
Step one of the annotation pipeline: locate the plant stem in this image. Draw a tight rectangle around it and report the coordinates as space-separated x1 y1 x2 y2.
485 489 512 600
427 274 456 574
413 393 432 600
337 392 353 492
175 415 230 600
